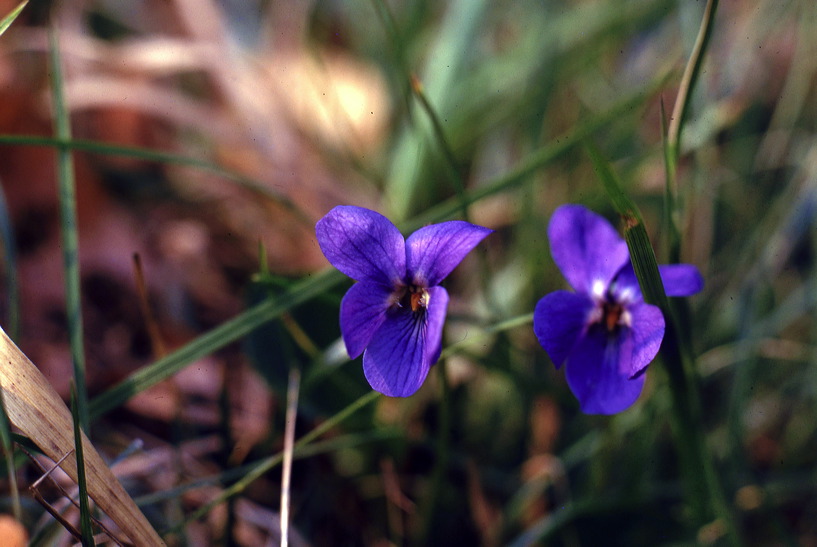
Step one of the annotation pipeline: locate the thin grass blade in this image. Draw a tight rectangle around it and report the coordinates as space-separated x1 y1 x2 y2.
71 385 95 546
0 387 20 521
585 143 668 308
0 1 26 36
666 0 720 167
48 26 89 433
0 183 19 340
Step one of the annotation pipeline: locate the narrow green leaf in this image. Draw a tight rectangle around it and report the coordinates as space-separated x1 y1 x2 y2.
666 0 720 165
585 143 668 309
89 268 342 419
49 26 89 433
660 98 681 261
410 76 470 221
0 135 309 225
664 0 719 265
0 1 26 37
71 385 95 546
404 72 670 233
588 142 740 546
0 183 19 341
383 0 490 220
0 388 20 521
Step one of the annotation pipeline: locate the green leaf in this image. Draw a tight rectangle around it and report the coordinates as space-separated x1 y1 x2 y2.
89 268 343 419
0 388 20 521
71 385 95 546
49 26 89 433
0 1 26 37
585 142 668 309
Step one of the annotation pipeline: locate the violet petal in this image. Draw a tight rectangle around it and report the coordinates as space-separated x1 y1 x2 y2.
421 286 449 366
406 221 492 287
316 205 406 285
339 281 393 359
623 302 665 378
533 290 594 368
565 327 646 414
612 263 703 302
548 205 629 295
659 264 704 297
362 287 448 396
609 263 642 304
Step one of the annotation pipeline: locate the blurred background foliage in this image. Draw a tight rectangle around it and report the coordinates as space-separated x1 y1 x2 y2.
0 0 815 544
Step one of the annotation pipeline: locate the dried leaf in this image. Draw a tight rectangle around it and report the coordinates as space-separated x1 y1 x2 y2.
0 327 163 545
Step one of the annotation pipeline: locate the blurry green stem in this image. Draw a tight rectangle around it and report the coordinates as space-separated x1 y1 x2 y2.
664 0 719 261
440 312 534 360
0 134 309 226
590 143 738 543
369 0 413 116
667 0 719 176
49 26 89 433
0 184 19 340
71 385 94 546
660 317 739 545
0 389 20 521
417 359 451 546
384 0 489 220
411 76 470 222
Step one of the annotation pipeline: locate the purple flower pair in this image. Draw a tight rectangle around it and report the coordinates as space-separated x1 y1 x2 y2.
533 205 703 414
316 206 492 397
316 203 702 413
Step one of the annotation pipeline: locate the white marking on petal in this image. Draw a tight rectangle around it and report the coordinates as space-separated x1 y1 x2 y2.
617 287 636 304
591 279 606 300
587 304 603 325
620 308 632 327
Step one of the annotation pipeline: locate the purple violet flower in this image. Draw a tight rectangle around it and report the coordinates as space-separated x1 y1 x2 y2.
533 204 703 414
316 205 492 397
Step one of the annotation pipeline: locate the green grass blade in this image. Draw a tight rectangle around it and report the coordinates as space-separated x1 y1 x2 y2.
410 76 470 221
585 143 668 308
404 73 670 233
0 135 310 225
89 268 342 419
660 98 680 261
48 27 89 433
667 0 720 167
0 388 20 521
664 0 719 264
0 1 26 37
0 182 19 340
588 142 740 545
71 385 95 546
384 0 489 220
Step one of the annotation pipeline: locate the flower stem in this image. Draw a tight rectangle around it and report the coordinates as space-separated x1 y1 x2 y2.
661 312 740 545
416 359 451 545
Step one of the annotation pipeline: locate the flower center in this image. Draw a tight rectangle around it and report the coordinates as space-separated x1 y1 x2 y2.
410 288 430 312
393 285 430 314
602 301 624 332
